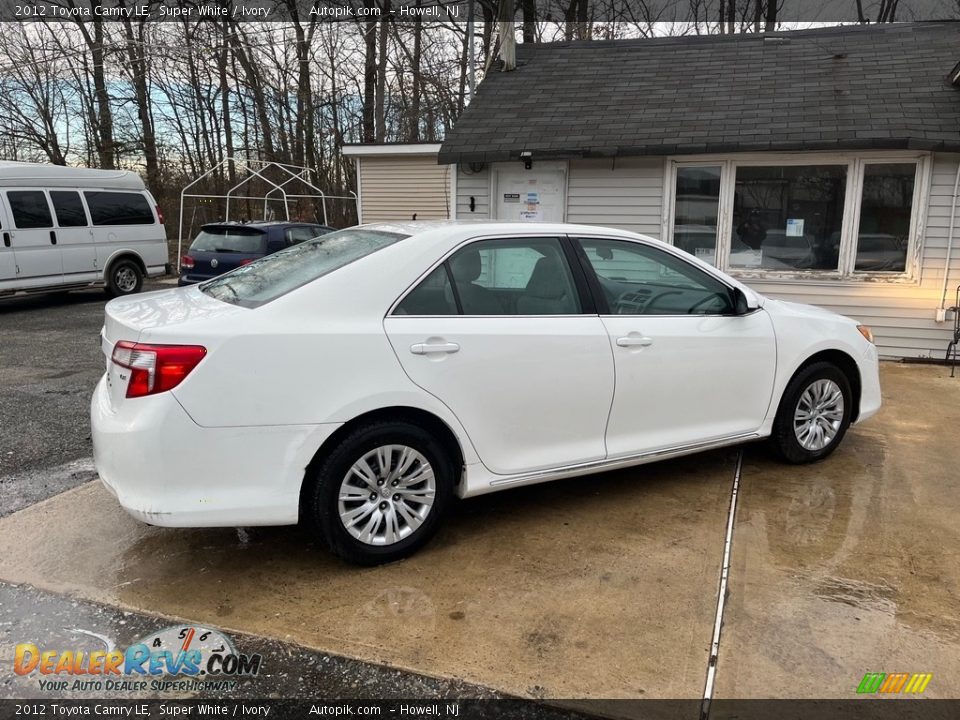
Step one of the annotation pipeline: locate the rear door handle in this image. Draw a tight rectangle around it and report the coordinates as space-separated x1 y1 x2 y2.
410 342 460 355
50 230 57 245
2 232 9 247
616 335 653 348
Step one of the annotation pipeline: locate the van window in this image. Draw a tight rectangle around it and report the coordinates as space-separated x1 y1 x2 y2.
84 191 154 225
7 191 53 229
50 191 88 227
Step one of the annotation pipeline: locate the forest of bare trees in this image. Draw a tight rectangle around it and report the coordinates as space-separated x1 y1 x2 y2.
0 0 941 232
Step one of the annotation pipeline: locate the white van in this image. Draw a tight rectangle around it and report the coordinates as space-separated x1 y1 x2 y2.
0 162 169 298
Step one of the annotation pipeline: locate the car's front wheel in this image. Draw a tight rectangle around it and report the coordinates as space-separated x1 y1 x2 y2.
772 361 853 464
304 420 454 565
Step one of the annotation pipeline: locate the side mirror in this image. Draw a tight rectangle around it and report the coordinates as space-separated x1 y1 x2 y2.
733 287 758 315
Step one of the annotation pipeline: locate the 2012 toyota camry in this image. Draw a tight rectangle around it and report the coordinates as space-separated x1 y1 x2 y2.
92 222 880 565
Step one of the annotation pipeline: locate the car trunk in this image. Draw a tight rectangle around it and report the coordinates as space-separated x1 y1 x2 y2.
100 287 245 410
184 225 267 281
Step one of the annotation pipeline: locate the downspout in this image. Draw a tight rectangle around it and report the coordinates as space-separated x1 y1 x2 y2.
938 160 960 315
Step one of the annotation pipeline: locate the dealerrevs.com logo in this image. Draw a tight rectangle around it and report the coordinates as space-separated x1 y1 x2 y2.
14 625 262 693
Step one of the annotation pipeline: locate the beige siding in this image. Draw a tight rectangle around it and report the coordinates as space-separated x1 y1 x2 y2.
455 165 491 219
566 157 664 238
748 153 960 359
359 156 451 223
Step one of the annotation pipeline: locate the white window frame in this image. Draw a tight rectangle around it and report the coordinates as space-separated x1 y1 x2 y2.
662 150 932 284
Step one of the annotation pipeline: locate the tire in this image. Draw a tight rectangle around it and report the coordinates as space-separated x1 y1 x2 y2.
771 361 853 464
304 420 454 566
105 259 143 297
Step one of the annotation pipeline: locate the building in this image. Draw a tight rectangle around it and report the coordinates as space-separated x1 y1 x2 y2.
353 22 960 359
342 143 454 223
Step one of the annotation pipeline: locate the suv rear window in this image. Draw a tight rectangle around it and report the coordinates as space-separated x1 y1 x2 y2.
190 227 266 254
84 191 154 225
201 228 407 307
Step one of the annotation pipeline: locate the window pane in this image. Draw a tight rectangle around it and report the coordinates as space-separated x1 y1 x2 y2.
84 191 154 225
394 266 458 315
855 163 915 272
579 238 735 315
50 191 88 227
285 227 320 245
730 165 846 271
190 227 266 254
7 191 52 229
448 238 580 315
673 166 722 265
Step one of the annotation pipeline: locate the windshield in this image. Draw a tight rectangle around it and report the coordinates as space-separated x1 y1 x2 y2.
200 227 408 307
190 227 266 254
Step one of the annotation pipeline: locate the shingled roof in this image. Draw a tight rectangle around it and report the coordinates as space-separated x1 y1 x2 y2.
438 22 960 164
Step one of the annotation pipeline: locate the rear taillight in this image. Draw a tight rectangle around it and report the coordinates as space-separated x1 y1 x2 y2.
239 258 255 266
111 341 206 398
156 205 165 224
180 255 195 270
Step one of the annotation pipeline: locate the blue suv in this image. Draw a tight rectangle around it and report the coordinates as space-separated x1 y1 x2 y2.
179 221 334 286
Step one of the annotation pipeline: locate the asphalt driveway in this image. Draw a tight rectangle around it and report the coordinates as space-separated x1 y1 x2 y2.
1 287 958 714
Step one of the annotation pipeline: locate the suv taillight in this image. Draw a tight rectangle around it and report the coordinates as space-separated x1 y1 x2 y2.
180 255 195 270
156 205 165 224
111 341 206 398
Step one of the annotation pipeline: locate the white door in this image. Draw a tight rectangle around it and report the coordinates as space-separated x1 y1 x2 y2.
575 237 777 457
494 164 566 223
49 190 97 282
385 236 614 475
3 190 62 288
0 230 15 287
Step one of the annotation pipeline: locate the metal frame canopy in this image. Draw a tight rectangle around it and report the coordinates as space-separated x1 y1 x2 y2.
177 157 358 269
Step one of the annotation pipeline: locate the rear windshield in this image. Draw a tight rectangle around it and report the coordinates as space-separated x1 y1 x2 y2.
190 227 266 254
200 227 408 307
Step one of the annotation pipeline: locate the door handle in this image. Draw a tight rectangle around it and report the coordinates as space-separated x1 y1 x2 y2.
410 342 460 355
2 232 9 248
616 335 653 348
50 230 57 245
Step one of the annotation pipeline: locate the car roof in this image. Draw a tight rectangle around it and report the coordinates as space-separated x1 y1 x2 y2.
357 220 645 243
201 220 328 229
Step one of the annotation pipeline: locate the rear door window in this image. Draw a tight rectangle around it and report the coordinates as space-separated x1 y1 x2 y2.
50 191 88 227
190 227 267 254
7 191 53 229
84 191 154 225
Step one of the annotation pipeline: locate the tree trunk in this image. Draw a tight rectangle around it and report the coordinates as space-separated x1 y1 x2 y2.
362 10 376 142
375 7 390 142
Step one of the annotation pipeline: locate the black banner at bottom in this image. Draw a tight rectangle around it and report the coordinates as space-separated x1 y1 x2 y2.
2 699 959 720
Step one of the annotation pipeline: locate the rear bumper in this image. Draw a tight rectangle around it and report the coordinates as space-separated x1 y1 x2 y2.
91 376 341 527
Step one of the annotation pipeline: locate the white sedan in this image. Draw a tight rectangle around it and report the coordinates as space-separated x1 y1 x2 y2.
92 222 880 565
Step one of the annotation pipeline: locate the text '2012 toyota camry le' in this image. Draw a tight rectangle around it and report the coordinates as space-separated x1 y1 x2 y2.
92 222 881 565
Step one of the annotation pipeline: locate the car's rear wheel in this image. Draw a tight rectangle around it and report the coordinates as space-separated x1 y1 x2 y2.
771 361 852 464
305 420 453 565
106 259 143 297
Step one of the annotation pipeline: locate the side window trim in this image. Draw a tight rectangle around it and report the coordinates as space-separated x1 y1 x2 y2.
572 236 739 317
567 236 612 314
442 261 464 315
559 236 598 315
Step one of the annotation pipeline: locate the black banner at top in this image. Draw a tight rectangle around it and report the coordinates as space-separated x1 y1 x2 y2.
4 0 959 23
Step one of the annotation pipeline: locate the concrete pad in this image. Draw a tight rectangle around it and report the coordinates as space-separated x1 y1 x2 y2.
716 364 960 699
0 450 736 700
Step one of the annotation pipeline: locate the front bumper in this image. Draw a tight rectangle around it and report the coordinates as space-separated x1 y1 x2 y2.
855 343 882 424
91 376 340 527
